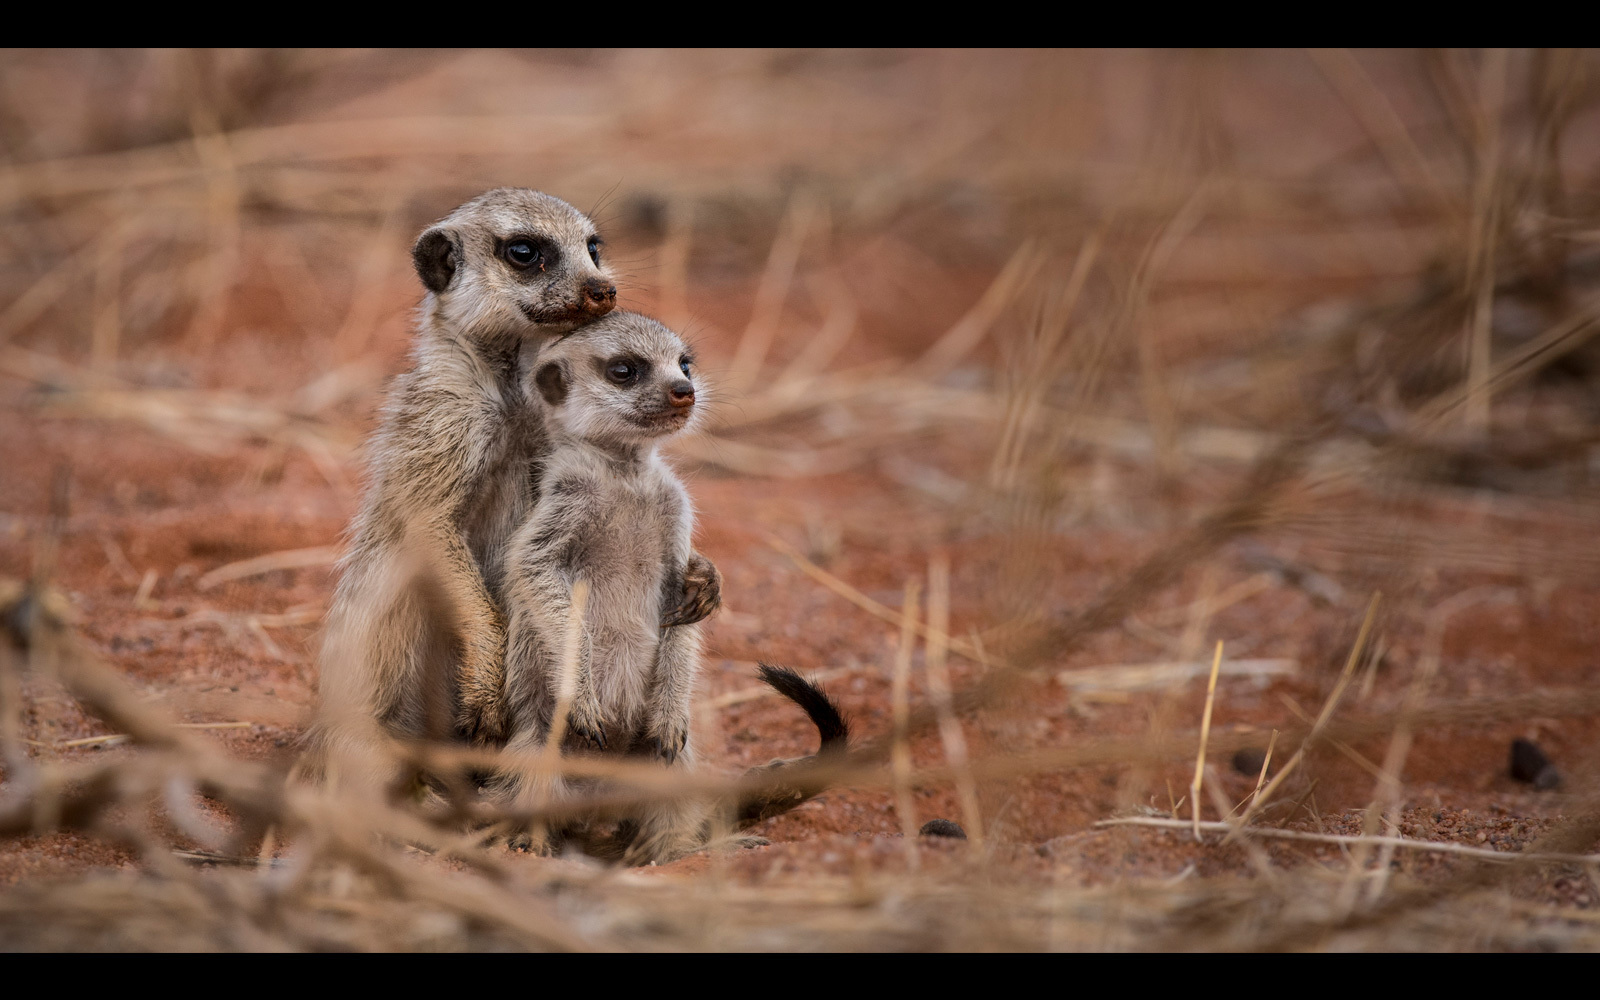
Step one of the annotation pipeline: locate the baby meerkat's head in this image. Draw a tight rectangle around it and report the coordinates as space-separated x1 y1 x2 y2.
531 312 704 449
411 188 617 338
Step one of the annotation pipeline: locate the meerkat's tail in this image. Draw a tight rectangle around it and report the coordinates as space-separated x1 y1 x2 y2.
733 664 852 828
756 664 849 749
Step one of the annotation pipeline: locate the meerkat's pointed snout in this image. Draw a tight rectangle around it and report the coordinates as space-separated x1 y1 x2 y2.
582 277 618 314
667 380 695 408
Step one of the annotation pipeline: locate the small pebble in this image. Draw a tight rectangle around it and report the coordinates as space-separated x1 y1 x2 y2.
1232 747 1268 777
1509 738 1560 790
919 819 967 839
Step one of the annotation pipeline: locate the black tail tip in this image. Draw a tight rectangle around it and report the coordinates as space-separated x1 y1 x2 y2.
756 663 849 750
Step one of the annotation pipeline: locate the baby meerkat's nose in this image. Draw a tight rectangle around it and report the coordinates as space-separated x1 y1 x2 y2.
582 278 617 312
667 380 695 408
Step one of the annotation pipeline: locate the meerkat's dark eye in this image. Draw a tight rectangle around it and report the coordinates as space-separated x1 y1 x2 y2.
606 361 637 385
505 242 541 269
678 357 692 376
587 237 601 266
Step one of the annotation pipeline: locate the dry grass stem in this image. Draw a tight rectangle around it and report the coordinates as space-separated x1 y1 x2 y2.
1245 729 1279 817
1097 818 1600 865
1061 657 1295 695
924 554 984 850
543 578 591 756
766 534 991 667
1189 640 1225 840
727 193 818 388
892 577 922 870
196 546 342 591
916 240 1046 378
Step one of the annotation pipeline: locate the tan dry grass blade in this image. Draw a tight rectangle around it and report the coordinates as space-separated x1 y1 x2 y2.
726 192 818 389
924 554 983 849
892 577 923 870
1189 641 1225 840
196 546 342 591
766 533 991 668
1097 818 1600 865
1060 657 1296 694
915 240 1046 377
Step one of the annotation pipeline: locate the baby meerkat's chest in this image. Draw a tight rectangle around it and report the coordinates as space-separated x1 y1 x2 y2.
581 481 683 563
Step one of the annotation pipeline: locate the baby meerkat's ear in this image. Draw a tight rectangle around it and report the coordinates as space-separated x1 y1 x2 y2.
534 361 568 406
411 226 461 293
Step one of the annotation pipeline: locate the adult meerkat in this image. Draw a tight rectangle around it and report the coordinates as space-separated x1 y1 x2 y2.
496 312 854 863
303 190 719 788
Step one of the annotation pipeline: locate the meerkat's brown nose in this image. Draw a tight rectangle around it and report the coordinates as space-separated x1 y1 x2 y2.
668 380 695 408
582 278 617 312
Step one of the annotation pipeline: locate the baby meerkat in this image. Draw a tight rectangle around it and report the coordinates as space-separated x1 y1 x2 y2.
497 312 710 861
498 314 857 863
302 190 719 789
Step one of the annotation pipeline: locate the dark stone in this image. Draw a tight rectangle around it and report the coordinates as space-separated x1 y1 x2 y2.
1510 738 1561 790
919 818 967 839
1232 747 1269 776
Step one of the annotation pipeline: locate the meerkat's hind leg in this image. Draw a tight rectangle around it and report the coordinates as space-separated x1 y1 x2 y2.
615 738 713 866
489 727 573 856
619 802 708 866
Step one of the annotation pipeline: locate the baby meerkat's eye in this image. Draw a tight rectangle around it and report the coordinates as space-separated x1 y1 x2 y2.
587 237 601 266
505 242 542 270
678 357 692 376
606 361 637 385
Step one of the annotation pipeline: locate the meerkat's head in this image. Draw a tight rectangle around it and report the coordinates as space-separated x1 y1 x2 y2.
411 188 617 338
530 312 704 450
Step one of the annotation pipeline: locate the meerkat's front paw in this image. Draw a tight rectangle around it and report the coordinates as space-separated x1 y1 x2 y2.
661 552 721 628
566 701 609 751
457 643 510 744
646 721 689 765
460 696 510 745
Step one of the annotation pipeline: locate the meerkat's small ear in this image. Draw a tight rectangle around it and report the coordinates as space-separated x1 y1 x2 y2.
534 361 568 406
411 226 461 293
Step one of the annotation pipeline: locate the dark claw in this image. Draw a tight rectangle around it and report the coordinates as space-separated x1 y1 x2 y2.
571 719 608 751
649 732 686 765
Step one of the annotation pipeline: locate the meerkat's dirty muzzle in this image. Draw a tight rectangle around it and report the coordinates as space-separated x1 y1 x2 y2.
667 381 695 408
581 278 618 313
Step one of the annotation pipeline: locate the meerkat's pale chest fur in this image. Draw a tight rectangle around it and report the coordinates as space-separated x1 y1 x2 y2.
520 441 695 736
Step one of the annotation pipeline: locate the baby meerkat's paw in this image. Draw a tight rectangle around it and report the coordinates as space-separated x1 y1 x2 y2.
661 552 721 628
645 720 689 765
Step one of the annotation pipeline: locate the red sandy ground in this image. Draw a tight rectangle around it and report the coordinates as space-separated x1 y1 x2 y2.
2 328 1597 918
